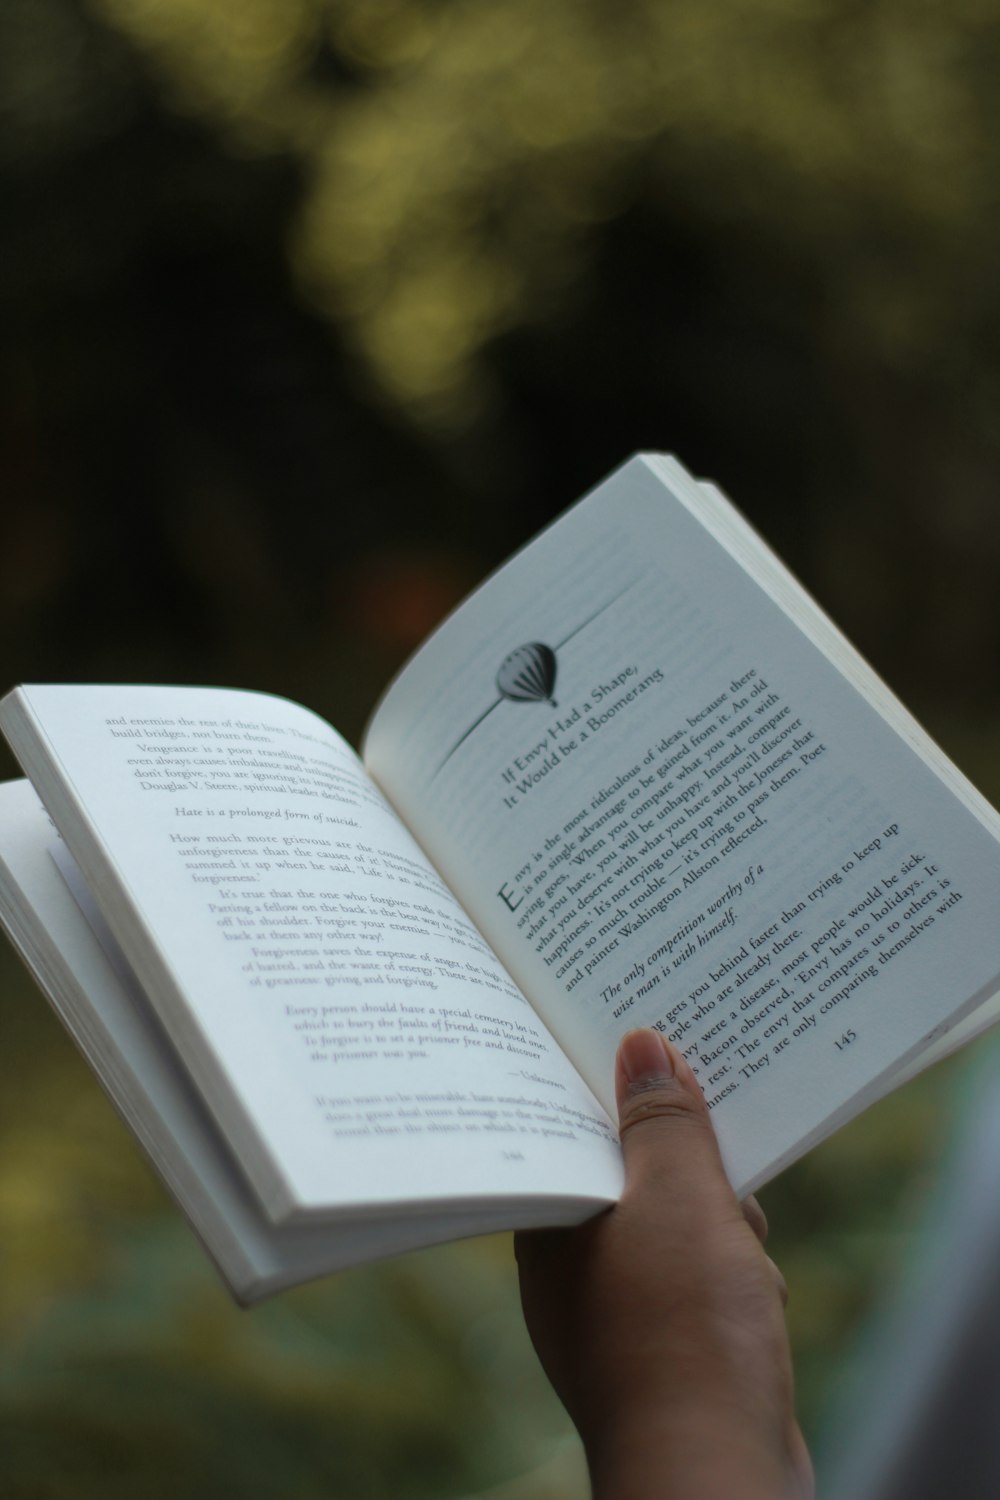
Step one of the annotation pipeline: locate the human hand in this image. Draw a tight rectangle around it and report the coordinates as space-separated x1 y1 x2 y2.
515 1029 812 1500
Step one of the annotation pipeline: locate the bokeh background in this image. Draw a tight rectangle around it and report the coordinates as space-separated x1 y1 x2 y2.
1 2 998 1496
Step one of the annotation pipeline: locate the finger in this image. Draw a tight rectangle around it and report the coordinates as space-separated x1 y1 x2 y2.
742 1194 768 1244
513 1224 569 1266
614 1029 732 1200
766 1254 788 1307
615 1028 707 1128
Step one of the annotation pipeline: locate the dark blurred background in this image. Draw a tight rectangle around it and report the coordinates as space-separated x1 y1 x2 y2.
1 3 998 1496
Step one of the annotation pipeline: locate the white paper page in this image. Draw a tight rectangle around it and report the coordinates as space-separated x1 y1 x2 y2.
364 455 1000 1196
1 688 621 1221
690 477 1000 1087
0 782 599 1301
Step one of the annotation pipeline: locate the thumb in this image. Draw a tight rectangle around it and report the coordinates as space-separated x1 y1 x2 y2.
614 1028 733 1203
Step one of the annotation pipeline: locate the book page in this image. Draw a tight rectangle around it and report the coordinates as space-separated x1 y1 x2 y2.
1 687 621 1221
0 782 609 1300
364 456 1000 1196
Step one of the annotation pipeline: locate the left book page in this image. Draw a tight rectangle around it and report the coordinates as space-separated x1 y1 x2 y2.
0 781 606 1300
0 686 622 1223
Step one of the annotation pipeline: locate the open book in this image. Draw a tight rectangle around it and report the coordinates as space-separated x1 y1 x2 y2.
1 455 998 1303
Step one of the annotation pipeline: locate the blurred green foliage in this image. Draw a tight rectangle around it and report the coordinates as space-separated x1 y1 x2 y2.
2 0 997 726
73 0 1000 431
1 1 998 1495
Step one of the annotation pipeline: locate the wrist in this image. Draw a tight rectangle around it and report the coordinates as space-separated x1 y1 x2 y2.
584 1395 797 1500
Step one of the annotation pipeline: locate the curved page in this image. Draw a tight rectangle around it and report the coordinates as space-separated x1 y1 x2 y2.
363 456 1000 1197
1 687 622 1222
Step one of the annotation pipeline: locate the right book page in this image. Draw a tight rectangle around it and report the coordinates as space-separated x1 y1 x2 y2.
364 454 1000 1196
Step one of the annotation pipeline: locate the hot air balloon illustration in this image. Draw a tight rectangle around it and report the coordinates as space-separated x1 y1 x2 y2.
496 642 558 707
433 582 639 776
